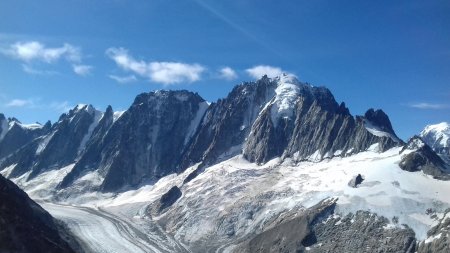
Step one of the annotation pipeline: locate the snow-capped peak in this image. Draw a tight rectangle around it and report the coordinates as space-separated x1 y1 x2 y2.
420 122 450 149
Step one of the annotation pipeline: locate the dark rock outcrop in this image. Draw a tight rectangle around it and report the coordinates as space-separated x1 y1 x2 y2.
149 186 182 215
400 136 449 180
348 174 364 188
0 174 75 253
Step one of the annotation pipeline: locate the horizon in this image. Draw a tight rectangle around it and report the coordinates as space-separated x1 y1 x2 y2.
1 0 449 140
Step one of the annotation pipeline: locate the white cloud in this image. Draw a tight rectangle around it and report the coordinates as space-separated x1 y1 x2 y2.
22 64 58 76
106 47 205 85
108 74 138 84
408 103 450 110
49 101 72 112
4 41 81 63
73 64 93 76
246 65 287 79
5 99 35 108
219 67 238 80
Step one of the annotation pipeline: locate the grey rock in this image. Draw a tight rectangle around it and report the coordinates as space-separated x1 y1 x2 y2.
243 78 401 164
180 75 276 170
62 90 208 192
399 136 450 180
2 104 102 179
418 209 450 253
0 115 51 161
306 211 416 253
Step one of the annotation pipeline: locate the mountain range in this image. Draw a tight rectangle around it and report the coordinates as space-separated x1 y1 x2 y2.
0 74 449 253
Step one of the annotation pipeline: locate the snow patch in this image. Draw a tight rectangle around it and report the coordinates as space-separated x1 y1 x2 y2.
184 101 209 145
364 119 400 142
113 111 125 122
269 74 302 126
36 132 55 155
78 110 103 154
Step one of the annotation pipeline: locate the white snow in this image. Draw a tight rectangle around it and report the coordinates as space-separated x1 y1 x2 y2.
113 111 125 122
184 101 209 145
424 233 442 244
420 122 450 148
36 132 55 155
364 119 400 142
20 123 43 130
269 74 303 126
78 110 103 154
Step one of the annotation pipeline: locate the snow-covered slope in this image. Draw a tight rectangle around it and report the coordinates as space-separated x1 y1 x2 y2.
420 122 450 163
4 147 450 252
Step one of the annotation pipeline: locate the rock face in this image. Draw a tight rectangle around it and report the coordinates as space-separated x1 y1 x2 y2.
0 174 75 253
418 209 450 253
2 104 103 179
235 198 416 253
399 136 449 180
0 114 51 161
305 211 416 253
420 122 450 164
243 75 401 164
180 76 276 169
62 90 209 192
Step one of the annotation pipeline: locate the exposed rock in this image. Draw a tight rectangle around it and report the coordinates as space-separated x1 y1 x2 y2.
243 75 402 164
2 104 102 179
0 174 75 253
400 136 450 180
234 198 337 253
418 209 450 253
348 174 364 188
149 186 182 215
0 115 51 161
180 75 276 170
306 211 416 253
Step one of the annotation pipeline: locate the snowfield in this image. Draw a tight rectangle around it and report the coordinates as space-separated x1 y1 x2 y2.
2 147 450 251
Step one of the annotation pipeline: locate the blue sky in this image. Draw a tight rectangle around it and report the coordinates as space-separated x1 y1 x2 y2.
0 0 449 139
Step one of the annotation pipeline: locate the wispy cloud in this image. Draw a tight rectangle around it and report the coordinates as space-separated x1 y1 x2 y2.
73 64 93 76
3 41 81 63
246 65 289 79
5 98 35 108
22 64 58 76
49 101 73 112
408 102 450 110
108 74 138 84
106 47 205 85
218 67 238 80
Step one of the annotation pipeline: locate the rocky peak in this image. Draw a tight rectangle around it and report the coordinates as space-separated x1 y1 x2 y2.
364 108 395 133
399 136 449 179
